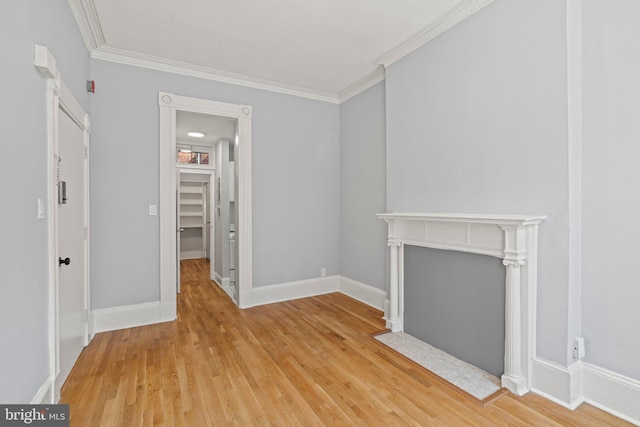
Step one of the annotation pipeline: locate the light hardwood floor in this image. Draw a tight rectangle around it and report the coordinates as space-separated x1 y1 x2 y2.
61 259 631 426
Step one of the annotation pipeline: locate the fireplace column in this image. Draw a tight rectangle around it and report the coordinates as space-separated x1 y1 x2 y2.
500 225 528 395
387 240 402 332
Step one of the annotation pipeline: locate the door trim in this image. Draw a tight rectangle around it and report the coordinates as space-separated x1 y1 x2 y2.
35 45 91 403
159 92 253 311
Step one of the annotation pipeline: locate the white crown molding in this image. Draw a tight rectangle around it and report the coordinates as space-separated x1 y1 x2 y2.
66 0 105 52
65 0 497 104
338 66 386 103
372 0 495 68
92 45 340 104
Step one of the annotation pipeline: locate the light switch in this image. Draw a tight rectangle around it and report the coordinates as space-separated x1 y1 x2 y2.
149 204 157 216
37 198 45 219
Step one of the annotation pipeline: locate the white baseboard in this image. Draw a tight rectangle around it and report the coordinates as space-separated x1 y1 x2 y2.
583 363 640 426
180 251 204 259
338 276 386 310
529 358 640 425
213 270 229 287
248 275 387 312
212 271 234 299
31 376 54 404
530 357 584 409
251 276 340 307
92 301 177 333
220 283 235 300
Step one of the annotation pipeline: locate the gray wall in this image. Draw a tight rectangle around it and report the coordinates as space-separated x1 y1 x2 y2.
581 0 640 380
89 59 340 308
404 247 505 377
339 82 387 290
385 0 571 364
0 0 90 403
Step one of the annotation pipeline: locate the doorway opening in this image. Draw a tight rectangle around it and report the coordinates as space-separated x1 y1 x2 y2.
175 110 236 300
159 93 253 315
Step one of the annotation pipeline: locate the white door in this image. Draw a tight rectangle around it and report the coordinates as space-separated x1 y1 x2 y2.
56 107 88 388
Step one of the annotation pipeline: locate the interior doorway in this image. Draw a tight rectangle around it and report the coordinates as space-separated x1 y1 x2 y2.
177 170 213 292
159 93 253 314
35 44 91 403
175 110 237 301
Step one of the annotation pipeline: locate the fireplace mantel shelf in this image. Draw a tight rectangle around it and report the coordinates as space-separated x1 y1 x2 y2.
377 212 546 225
377 212 545 396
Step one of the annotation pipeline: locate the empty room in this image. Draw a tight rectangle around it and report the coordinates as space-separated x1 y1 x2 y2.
1 0 639 425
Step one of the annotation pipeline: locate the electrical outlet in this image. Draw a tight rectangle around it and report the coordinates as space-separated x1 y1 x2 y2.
320 267 326 277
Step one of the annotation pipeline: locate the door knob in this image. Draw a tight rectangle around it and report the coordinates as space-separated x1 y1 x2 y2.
58 257 71 266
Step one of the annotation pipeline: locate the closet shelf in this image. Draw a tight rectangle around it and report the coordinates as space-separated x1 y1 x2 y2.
180 188 203 194
179 179 207 259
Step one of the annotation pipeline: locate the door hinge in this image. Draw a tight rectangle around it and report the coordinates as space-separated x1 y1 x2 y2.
84 227 88 240
83 309 90 323
83 145 88 159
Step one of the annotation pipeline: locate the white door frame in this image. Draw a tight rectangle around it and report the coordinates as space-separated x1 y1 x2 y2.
35 45 91 403
159 93 253 310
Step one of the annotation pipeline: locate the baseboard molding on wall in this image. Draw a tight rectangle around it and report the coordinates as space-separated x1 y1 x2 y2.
530 357 584 410
88 316 95 340
219 283 235 300
180 251 204 260
530 358 640 425
211 271 233 299
338 276 386 310
89 276 384 331
249 275 387 309
583 363 640 426
31 376 53 404
92 301 177 333
250 276 340 307
212 271 228 287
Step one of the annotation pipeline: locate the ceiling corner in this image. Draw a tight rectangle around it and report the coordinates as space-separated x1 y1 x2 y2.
67 0 106 52
338 66 386 104
372 0 495 68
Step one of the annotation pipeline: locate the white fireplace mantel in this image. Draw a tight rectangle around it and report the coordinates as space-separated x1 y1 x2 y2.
376 212 545 396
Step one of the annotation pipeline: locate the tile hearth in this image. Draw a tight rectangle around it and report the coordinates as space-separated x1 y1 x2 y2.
375 331 502 401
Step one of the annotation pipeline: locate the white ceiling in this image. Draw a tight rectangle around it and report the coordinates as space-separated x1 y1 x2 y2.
176 111 236 147
70 0 494 102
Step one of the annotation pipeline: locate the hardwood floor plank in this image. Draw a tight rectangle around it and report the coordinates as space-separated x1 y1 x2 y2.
60 259 633 426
